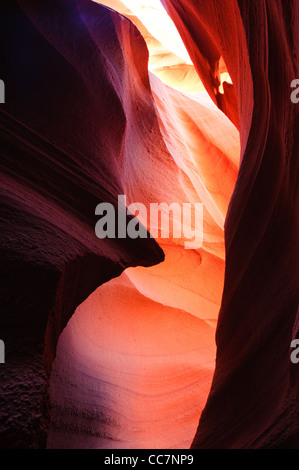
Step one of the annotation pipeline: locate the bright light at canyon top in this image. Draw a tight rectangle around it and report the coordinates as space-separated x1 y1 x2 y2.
122 0 193 65
96 0 232 95
99 0 192 64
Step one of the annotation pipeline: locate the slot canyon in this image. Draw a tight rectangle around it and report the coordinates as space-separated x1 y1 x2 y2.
0 0 298 449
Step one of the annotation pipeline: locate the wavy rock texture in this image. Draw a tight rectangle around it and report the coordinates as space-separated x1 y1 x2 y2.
161 0 299 448
0 0 164 447
45 0 239 449
48 84 239 447
0 0 298 449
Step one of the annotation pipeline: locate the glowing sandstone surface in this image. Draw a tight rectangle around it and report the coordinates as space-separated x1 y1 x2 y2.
47 0 240 449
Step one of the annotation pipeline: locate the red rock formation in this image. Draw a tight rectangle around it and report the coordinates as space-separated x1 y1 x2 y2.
43 0 241 447
0 0 164 447
47 79 239 446
161 0 299 448
0 0 298 449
